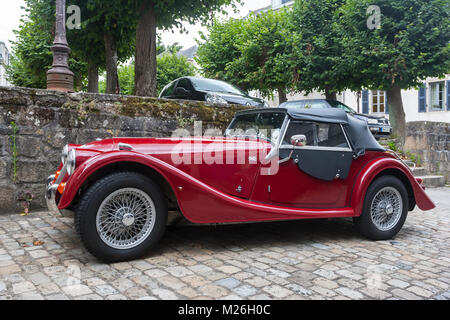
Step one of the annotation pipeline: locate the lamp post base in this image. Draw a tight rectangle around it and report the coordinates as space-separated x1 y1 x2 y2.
47 71 74 93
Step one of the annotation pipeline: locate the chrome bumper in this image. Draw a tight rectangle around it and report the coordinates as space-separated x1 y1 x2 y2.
46 173 74 217
46 174 60 214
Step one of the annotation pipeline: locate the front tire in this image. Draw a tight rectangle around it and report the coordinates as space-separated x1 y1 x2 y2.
75 171 167 263
355 175 408 240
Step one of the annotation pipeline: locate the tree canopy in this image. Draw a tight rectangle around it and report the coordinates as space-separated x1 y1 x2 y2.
290 0 347 99
197 9 294 104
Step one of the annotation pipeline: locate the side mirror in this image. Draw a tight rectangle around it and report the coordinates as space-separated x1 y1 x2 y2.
175 87 190 97
291 135 307 147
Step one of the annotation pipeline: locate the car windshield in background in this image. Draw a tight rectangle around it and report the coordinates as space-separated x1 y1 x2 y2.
328 100 356 114
191 78 246 96
226 112 286 144
284 101 329 109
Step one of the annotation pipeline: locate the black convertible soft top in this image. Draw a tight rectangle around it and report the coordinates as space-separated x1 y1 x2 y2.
235 108 385 152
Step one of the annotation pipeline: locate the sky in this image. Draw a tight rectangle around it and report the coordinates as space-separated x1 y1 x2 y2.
0 0 271 52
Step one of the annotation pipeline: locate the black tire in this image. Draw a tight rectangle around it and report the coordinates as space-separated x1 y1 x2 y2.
354 175 408 240
75 171 167 263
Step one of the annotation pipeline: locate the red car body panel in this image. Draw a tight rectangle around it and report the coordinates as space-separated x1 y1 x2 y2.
56 137 435 224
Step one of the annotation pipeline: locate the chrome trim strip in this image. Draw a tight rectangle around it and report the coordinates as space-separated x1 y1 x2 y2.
279 145 352 152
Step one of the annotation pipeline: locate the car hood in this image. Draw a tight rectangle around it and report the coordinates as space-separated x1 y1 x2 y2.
203 91 265 107
353 113 387 120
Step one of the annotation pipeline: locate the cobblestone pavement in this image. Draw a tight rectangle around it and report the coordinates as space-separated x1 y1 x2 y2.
0 188 449 300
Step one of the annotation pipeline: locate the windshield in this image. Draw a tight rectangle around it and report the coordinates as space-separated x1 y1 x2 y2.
328 100 356 114
191 78 247 96
226 112 287 144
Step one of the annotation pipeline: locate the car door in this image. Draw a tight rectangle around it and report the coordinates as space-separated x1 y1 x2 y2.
267 120 353 208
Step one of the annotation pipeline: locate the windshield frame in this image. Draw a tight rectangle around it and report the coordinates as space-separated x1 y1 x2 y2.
226 110 289 146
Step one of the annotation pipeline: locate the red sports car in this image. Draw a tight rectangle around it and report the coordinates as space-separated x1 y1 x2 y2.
46 108 435 262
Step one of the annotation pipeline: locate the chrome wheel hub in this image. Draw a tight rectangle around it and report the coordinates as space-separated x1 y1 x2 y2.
121 212 135 227
96 188 156 250
370 187 403 231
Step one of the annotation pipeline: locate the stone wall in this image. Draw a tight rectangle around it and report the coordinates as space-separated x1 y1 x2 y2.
404 121 449 181
0 86 248 214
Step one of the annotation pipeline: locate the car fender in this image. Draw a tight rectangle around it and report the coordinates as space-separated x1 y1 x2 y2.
58 151 181 210
351 157 435 216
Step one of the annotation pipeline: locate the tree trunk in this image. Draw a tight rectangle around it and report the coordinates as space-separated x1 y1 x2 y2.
104 33 119 94
135 0 157 97
386 85 406 146
87 60 99 93
277 88 287 105
356 91 361 113
325 89 337 101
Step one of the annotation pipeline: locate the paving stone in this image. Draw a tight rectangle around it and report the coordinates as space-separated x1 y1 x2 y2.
62 285 93 297
37 282 61 295
152 288 179 300
216 265 241 274
216 278 241 289
407 286 434 298
336 287 365 299
95 285 118 296
12 281 36 295
144 269 168 278
387 279 410 289
165 266 194 277
262 285 293 298
198 285 229 298
233 285 258 297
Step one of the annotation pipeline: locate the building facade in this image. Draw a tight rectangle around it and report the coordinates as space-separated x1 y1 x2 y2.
0 42 11 87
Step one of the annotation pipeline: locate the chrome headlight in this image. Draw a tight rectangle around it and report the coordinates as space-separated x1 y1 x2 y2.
66 149 76 176
367 118 378 125
61 145 69 165
206 93 228 105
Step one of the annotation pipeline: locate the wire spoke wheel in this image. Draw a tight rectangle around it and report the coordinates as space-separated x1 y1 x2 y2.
96 188 156 250
370 186 403 232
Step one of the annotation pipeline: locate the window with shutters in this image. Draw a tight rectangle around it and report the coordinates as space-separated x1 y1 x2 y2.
371 91 386 114
430 82 445 111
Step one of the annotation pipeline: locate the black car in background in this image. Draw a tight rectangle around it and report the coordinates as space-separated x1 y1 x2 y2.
279 99 392 138
159 77 269 107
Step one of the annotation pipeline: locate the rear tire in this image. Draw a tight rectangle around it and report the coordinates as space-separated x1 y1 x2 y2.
355 175 408 240
75 171 167 263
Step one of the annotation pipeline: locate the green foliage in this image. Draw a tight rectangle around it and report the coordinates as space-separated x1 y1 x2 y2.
197 9 293 99
337 0 450 90
387 140 399 152
148 0 243 31
6 0 54 88
101 53 196 96
7 0 136 90
196 18 244 83
234 9 294 97
290 0 347 96
156 53 197 94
